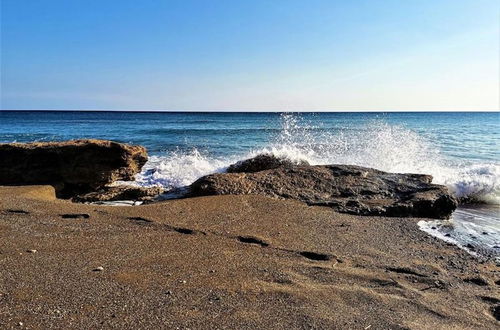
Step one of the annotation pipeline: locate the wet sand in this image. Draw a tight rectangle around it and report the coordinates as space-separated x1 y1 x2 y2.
0 185 499 329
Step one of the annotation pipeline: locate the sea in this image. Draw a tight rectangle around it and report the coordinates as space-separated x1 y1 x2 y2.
1 111 499 259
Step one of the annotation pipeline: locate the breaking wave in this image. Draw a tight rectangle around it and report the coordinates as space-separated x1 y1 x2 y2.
134 113 499 205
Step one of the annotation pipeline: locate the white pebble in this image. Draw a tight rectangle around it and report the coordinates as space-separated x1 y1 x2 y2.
93 266 104 272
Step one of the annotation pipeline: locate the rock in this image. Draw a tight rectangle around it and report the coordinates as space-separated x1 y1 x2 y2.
226 154 308 173
26 249 37 253
73 185 164 203
93 266 104 272
189 156 457 219
0 140 147 198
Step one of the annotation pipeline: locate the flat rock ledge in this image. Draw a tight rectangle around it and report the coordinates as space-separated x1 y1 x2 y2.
0 139 148 198
189 155 458 219
73 185 165 203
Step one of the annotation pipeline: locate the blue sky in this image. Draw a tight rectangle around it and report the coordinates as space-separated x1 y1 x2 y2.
1 0 498 110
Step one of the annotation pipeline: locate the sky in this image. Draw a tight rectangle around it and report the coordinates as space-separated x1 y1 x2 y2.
1 0 499 111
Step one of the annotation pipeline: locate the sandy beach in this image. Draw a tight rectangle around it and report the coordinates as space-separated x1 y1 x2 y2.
2 0 499 328
1 185 498 329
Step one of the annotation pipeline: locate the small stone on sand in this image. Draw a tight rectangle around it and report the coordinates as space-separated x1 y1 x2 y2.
27 249 37 253
93 266 104 272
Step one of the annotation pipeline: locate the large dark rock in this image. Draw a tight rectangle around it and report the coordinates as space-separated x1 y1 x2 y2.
189 156 457 219
0 139 148 198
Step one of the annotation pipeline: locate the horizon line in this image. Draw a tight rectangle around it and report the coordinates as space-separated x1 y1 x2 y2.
1 109 499 113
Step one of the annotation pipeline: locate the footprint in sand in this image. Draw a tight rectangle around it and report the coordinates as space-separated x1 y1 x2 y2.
128 216 153 224
299 251 333 261
386 267 428 277
60 214 90 219
6 209 29 214
164 225 206 236
463 276 490 286
237 236 270 247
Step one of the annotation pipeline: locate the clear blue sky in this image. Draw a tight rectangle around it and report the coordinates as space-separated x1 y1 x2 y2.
1 0 498 111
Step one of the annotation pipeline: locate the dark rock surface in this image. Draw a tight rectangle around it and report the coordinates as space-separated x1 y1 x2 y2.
227 154 309 173
189 155 457 219
73 185 164 203
0 139 148 198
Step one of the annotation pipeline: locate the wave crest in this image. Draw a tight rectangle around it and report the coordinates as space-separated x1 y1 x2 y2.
134 149 230 189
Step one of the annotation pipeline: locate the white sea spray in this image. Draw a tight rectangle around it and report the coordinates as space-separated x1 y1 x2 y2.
133 113 499 205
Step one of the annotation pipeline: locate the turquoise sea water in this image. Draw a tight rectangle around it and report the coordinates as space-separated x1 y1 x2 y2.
0 111 499 257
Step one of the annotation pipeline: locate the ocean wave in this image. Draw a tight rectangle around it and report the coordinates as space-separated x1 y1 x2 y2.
134 113 499 205
134 149 232 189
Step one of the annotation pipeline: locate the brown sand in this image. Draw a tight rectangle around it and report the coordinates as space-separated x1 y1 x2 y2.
0 185 498 329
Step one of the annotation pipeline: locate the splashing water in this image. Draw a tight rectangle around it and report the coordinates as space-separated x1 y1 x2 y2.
259 113 441 170
134 148 231 189
265 114 499 204
133 113 499 205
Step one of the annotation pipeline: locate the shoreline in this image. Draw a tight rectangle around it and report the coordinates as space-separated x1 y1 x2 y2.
1 185 499 329
418 204 500 261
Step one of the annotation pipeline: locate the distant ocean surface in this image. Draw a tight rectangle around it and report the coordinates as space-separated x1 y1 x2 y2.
1 111 499 257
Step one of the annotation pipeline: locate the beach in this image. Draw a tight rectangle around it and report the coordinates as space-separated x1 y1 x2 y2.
0 112 498 329
1 111 498 252
2 0 499 328
1 185 499 329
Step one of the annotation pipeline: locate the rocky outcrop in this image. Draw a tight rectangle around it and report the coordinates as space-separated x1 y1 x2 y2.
189 155 457 219
0 139 148 198
227 154 309 173
73 185 164 203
